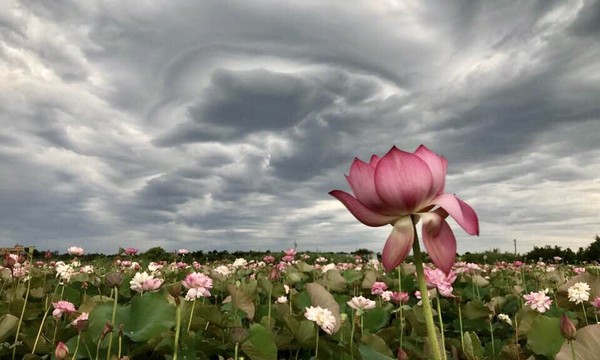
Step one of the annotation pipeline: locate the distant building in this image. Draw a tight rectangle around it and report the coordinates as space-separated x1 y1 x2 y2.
0 244 27 256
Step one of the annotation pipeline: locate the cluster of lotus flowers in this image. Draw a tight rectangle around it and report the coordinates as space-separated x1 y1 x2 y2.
3 242 600 359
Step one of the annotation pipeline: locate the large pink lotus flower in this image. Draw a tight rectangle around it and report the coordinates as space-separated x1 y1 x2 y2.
182 272 213 300
523 290 552 313
52 300 76 319
329 145 479 273
424 267 457 298
129 272 164 294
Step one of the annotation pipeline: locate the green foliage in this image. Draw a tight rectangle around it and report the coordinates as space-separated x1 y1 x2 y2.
5 237 600 359
526 315 564 358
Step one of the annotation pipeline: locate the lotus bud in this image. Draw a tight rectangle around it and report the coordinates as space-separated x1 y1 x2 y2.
168 283 182 305
55 341 69 360
230 327 250 344
397 348 408 360
3 254 15 269
269 266 280 281
560 313 577 341
73 318 89 332
105 272 123 288
101 322 113 340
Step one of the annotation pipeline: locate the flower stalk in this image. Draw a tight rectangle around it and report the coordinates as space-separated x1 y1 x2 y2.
13 254 32 360
412 216 443 360
173 300 182 360
435 297 447 360
106 286 119 360
187 298 197 332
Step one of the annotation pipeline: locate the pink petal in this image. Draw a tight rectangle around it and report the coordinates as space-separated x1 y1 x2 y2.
346 158 388 212
414 145 447 196
374 147 433 214
329 190 398 227
369 155 380 167
382 216 414 272
420 212 456 274
431 194 479 235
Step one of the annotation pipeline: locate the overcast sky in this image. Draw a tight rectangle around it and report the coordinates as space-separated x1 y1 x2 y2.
1 0 598 256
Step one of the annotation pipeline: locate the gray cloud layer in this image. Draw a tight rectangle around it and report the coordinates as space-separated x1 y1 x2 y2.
0 0 598 255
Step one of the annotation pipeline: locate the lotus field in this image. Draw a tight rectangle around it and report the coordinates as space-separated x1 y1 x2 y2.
2 249 600 360
2 145 595 360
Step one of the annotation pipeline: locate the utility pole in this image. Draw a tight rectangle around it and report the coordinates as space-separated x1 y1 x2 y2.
514 239 517 256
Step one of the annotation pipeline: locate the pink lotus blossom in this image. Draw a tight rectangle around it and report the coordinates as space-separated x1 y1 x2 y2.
371 281 388 295
182 272 213 300
590 296 600 310
11 265 28 278
391 291 410 304
282 248 297 262
124 248 138 256
574 267 586 275
52 300 76 319
263 255 275 263
347 296 376 314
424 268 457 298
523 290 552 313
178 249 189 255
380 290 394 302
174 261 189 270
129 272 164 293
71 312 89 327
67 246 84 256
329 145 479 273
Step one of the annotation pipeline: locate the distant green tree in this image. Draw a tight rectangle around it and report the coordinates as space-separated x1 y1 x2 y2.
582 235 600 262
143 247 169 262
352 248 373 257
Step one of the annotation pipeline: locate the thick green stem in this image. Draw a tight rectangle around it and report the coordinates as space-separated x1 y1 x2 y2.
315 327 319 359
71 332 81 360
412 216 443 360
398 267 404 349
582 303 589 325
13 269 32 360
267 285 273 329
350 310 355 360
106 286 118 360
436 297 447 360
570 340 577 360
32 307 50 354
458 302 465 353
489 317 495 358
173 303 182 360
187 298 197 332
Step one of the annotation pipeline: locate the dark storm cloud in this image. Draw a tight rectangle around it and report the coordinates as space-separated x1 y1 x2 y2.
569 0 600 36
155 68 336 144
0 0 598 254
